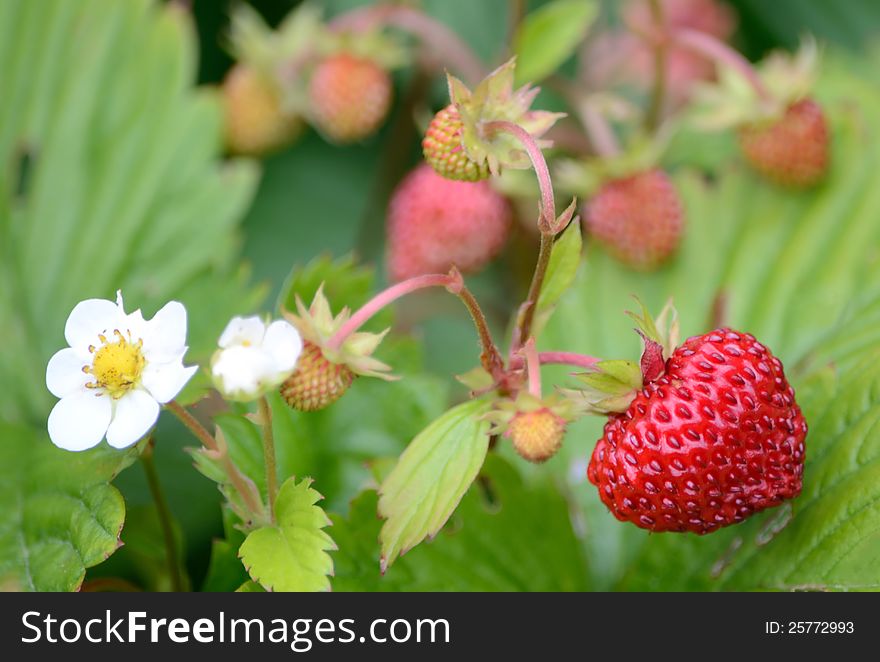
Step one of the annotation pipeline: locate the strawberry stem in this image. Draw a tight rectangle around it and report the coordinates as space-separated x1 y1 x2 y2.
537 351 600 370
329 5 486 84
258 396 278 523
576 100 621 158
482 120 557 233
674 28 772 101
644 0 667 131
166 400 267 524
140 439 184 592
522 337 542 398
326 271 505 379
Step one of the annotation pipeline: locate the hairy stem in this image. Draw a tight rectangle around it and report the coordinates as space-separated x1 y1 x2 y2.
166 401 265 522
675 28 771 101
483 120 557 233
577 100 621 158
326 272 504 377
140 441 184 592
538 351 600 370
329 5 485 83
258 396 278 522
512 232 554 356
522 338 542 398
644 0 667 130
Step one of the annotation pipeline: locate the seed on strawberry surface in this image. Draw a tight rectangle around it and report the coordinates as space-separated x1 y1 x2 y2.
280 340 355 412
506 408 567 463
587 328 806 534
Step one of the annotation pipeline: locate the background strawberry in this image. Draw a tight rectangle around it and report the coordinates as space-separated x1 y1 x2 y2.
422 104 491 182
738 98 829 187
223 63 302 155
584 169 684 270
308 53 392 143
587 328 807 534
386 164 511 281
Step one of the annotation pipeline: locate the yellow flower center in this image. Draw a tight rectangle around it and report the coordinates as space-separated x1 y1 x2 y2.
84 330 145 399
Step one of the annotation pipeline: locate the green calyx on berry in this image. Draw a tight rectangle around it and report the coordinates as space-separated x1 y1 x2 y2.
565 299 680 414
433 58 564 179
691 37 820 130
280 286 394 411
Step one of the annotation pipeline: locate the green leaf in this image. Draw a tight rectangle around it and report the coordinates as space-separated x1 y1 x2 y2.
277 254 375 316
239 477 336 592
0 0 261 424
542 52 880 590
378 398 492 569
0 423 137 591
333 456 590 591
535 219 583 333
513 0 598 84
236 580 266 592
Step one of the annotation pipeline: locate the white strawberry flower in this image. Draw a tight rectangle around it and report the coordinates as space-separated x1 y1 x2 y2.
211 315 303 401
46 291 198 451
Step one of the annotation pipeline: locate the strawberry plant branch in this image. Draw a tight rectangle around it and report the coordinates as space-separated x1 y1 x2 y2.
258 396 278 522
326 271 504 377
329 5 486 83
675 28 771 101
522 338 542 397
140 439 184 592
644 0 667 131
166 400 266 523
577 100 622 158
538 351 600 370
482 120 558 232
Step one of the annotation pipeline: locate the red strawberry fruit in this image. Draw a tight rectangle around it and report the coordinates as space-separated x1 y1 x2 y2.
422 105 491 182
584 169 684 270
738 98 829 188
308 53 392 143
587 328 806 534
386 164 511 281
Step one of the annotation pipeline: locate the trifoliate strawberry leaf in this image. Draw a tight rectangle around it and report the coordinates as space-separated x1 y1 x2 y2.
378 399 492 570
333 456 590 591
239 477 336 592
513 0 598 84
542 52 880 590
0 424 137 591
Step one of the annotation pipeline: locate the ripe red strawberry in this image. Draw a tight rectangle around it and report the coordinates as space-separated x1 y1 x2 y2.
506 408 566 463
422 105 491 182
588 328 807 534
584 169 683 270
223 63 302 156
308 53 392 143
280 341 355 411
386 164 511 281
738 98 829 188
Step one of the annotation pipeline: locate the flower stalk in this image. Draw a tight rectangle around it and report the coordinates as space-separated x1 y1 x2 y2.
644 0 668 130
140 439 184 592
675 28 771 101
258 396 278 521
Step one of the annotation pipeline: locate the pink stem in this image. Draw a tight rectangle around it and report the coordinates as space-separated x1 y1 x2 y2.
538 352 600 370
327 273 455 350
577 100 621 158
522 338 542 398
329 5 486 84
482 120 556 234
674 28 771 101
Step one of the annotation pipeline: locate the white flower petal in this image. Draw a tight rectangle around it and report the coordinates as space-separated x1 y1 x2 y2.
64 298 121 349
47 391 112 451
212 345 275 399
142 300 188 362
262 320 303 373
141 359 198 404
46 347 93 398
218 316 266 349
106 390 160 449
